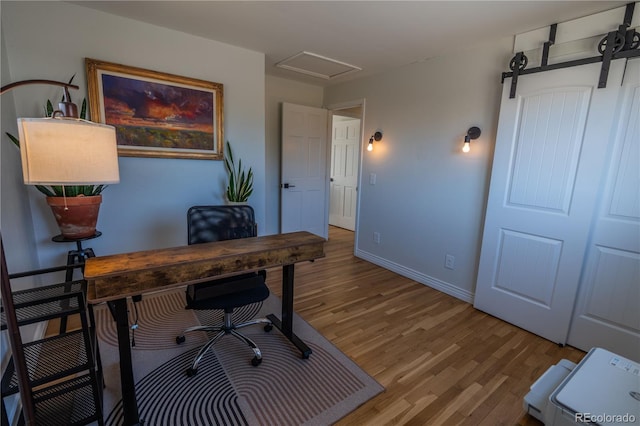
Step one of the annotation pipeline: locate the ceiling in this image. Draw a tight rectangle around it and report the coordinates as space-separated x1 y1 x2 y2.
72 1 627 87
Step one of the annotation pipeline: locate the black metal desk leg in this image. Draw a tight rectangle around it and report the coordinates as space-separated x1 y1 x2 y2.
266 263 312 359
281 263 294 337
113 298 142 426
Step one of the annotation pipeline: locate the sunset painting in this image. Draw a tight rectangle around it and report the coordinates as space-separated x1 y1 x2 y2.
87 59 224 159
101 73 215 151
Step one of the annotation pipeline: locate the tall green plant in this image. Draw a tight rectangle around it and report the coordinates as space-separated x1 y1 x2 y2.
5 75 107 197
224 140 253 202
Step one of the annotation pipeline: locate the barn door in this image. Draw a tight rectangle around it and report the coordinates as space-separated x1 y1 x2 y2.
474 60 626 344
567 59 640 360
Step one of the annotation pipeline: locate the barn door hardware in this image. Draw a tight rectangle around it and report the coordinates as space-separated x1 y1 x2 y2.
507 51 528 99
541 24 557 69
598 2 639 54
502 2 639 98
598 2 638 88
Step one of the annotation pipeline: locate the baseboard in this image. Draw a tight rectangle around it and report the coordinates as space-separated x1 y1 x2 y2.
355 249 475 304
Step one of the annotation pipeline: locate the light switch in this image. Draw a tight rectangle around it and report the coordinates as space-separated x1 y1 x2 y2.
369 173 376 185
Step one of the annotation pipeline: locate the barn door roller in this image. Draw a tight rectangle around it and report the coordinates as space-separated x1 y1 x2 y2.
502 2 640 98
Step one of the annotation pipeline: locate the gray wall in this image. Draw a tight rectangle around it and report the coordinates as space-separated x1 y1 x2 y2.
325 38 513 301
0 25 39 279
1 1 266 271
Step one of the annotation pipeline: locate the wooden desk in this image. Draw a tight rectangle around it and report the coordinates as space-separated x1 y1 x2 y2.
84 231 325 426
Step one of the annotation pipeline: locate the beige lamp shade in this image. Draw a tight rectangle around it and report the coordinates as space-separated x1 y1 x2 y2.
17 118 120 185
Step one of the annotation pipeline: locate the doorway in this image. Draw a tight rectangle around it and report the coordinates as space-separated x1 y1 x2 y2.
280 101 364 242
328 102 364 242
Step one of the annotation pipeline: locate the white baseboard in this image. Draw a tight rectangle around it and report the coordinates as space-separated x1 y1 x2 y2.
355 249 475 304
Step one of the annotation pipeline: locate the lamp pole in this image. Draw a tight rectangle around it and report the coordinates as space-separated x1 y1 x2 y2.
0 79 78 95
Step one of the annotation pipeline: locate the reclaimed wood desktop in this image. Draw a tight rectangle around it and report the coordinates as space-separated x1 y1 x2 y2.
84 231 325 426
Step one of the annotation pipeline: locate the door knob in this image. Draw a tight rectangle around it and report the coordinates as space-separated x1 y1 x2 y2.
282 183 296 189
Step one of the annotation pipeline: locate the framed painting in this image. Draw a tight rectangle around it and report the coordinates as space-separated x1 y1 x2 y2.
86 58 224 160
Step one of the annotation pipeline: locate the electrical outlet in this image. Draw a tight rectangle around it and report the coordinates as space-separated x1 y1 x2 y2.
445 254 455 270
373 232 381 244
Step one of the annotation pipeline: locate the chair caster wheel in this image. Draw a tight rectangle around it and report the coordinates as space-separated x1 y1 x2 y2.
264 324 273 332
186 367 197 377
251 356 262 366
176 335 186 344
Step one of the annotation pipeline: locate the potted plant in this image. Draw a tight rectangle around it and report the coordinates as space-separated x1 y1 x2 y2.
224 140 253 203
6 85 110 239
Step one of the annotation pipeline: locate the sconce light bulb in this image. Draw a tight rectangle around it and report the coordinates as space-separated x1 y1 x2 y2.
367 141 373 152
462 141 470 153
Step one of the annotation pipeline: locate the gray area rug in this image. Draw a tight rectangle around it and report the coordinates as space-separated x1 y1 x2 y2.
94 288 383 425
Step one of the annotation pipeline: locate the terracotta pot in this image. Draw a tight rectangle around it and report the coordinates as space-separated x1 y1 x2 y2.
46 195 102 239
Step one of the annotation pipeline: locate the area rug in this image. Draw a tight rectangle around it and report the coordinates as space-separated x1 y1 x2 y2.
94 288 383 425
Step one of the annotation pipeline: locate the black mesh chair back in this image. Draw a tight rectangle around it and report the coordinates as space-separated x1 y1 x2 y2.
177 205 272 375
188 205 257 244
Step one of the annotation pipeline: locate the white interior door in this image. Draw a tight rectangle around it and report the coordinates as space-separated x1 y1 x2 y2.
567 59 640 360
329 117 360 231
474 60 626 344
281 103 329 239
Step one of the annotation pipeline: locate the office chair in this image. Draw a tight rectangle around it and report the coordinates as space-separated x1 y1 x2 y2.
176 205 272 377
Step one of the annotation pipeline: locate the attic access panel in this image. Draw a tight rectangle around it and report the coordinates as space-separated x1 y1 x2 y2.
276 51 362 80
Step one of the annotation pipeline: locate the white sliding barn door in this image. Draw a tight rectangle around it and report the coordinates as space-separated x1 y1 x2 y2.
474 60 626 345
329 118 360 231
567 59 640 360
281 103 329 239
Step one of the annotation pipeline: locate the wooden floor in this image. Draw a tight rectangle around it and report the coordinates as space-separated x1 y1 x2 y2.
49 225 585 425
265 226 585 426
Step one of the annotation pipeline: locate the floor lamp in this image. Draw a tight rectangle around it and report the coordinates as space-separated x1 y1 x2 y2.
1 79 119 425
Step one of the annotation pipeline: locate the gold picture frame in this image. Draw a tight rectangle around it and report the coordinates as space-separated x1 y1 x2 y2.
86 58 224 160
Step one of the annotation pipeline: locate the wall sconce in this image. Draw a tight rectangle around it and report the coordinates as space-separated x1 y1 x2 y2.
463 126 481 153
368 131 382 152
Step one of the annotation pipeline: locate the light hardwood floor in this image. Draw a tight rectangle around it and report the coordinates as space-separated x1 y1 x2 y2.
49 225 585 425
265 226 585 426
